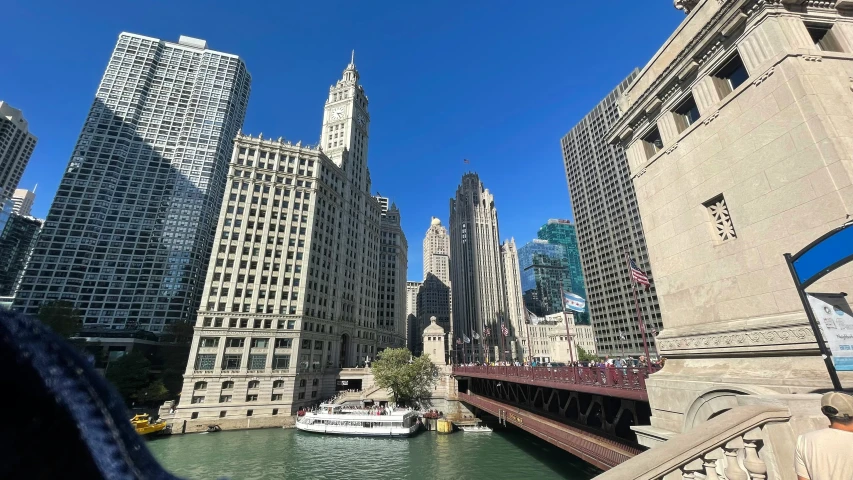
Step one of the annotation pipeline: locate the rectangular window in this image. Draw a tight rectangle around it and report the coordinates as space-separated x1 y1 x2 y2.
195 354 216 370
314 340 324 350
301 339 311 349
311 391 317 398
272 408 279 415
807 24 843 52
200 337 219 348
251 338 268 348
248 354 267 370
641 127 663 159
191 396 205 404
219 411 227 418
673 95 700 132
246 395 258 402
287 320 296 329
298 392 305 399
219 395 232 403
226 337 245 348
247 410 253 417
271 394 283 401
712 53 748 98
273 354 291 370
274 338 292 348
222 354 241 370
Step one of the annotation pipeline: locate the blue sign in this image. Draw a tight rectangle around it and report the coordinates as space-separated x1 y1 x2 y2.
792 223 853 288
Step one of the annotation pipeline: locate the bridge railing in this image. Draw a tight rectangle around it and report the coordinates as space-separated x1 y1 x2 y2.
594 404 791 480
452 365 651 392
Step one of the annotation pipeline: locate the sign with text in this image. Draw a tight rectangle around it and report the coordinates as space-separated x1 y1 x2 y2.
808 293 853 371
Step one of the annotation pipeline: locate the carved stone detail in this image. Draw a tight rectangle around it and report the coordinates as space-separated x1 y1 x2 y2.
703 111 720 125
802 55 823 62
752 67 775 86
675 0 701 13
658 326 815 352
666 142 680 154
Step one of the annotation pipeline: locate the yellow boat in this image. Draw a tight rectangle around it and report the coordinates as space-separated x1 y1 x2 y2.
131 413 167 436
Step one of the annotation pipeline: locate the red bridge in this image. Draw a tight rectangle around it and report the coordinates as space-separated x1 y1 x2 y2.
452 365 655 471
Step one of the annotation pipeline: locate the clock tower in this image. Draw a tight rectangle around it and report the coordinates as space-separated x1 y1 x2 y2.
321 51 370 193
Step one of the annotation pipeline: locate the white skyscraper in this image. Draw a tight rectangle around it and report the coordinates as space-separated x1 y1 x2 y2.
423 217 450 285
176 55 394 424
377 201 408 348
449 173 507 358
0 102 37 202
501 238 524 338
10 188 36 216
14 33 251 331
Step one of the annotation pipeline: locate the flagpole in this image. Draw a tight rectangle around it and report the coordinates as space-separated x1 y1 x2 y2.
498 313 507 364
624 250 652 364
524 314 532 365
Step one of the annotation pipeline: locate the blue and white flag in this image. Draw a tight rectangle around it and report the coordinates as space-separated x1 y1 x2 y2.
563 292 586 313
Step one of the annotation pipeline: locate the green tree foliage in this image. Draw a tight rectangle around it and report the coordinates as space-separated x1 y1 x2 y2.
37 300 82 338
106 351 152 404
136 380 171 405
577 346 598 363
371 348 438 405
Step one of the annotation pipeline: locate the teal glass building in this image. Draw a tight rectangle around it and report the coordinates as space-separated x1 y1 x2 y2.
537 219 589 324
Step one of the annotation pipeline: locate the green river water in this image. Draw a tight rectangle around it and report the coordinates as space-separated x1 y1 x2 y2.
148 425 600 480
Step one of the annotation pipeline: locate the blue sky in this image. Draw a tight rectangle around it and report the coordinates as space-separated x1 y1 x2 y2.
3 0 684 281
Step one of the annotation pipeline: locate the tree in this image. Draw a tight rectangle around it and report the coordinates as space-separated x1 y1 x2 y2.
136 380 170 406
105 351 152 404
577 346 598 363
371 348 438 405
37 300 82 338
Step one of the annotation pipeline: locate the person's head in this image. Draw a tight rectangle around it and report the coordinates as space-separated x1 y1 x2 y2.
821 392 853 431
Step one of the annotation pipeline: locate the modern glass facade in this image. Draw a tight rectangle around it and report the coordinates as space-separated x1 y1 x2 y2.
0 214 42 297
13 33 251 331
517 240 566 317
537 219 589 324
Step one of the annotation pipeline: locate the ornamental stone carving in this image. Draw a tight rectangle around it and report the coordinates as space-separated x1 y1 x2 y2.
658 326 814 352
674 0 701 13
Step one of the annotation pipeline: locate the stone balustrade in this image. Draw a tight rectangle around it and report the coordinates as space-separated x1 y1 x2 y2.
595 404 791 480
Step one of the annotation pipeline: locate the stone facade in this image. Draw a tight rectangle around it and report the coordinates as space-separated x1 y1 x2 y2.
376 199 408 349
174 58 392 424
519 312 595 363
608 0 853 442
449 173 508 360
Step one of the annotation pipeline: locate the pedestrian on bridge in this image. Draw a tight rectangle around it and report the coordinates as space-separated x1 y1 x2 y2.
796 392 853 480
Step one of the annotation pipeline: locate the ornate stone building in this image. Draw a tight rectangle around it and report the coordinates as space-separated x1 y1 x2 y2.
175 57 390 422
608 0 853 445
501 238 525 340
449 173 508 360
423 217 451 285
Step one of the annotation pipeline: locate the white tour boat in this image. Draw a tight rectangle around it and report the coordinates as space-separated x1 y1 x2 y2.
295 403 420 437
459 424 493 433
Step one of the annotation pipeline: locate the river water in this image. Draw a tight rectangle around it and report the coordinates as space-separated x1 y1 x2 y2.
148 425 600 480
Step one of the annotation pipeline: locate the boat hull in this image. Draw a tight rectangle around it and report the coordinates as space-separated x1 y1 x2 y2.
295 421 419 437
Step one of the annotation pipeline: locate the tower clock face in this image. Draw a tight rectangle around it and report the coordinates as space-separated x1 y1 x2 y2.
357 113 366 127
331 107 344 120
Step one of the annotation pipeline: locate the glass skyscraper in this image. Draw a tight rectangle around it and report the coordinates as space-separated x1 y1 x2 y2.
14 33 251 331
518 239 566 317
537 219 589 324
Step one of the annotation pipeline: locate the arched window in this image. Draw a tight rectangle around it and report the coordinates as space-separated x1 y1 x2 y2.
273 380 284 388
222 381 234 390
194 381 207 390
248 380 260 389
299 379 306 387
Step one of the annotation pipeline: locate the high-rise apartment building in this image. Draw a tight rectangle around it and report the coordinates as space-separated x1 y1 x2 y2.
0 215 42 298
518 239 567 317
423 217 450 285
449 173 507 357
501 238 524 340
0 102 37 202
405 281 421 350
176 57 387 421
11 188 36 216
14 33 251 331
537 219 589 324
560 70 662 357
377 201 408 348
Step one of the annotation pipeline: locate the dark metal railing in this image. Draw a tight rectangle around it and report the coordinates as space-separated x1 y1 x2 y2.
452 365 651 392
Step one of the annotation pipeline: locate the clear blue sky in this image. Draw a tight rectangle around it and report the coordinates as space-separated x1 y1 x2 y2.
3 0 684 281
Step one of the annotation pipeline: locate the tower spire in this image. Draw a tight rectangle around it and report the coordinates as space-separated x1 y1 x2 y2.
351 50 355 65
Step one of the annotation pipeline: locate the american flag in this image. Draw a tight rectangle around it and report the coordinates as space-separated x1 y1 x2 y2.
501 323 509 337
627 255 651 289
463 158 470 164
